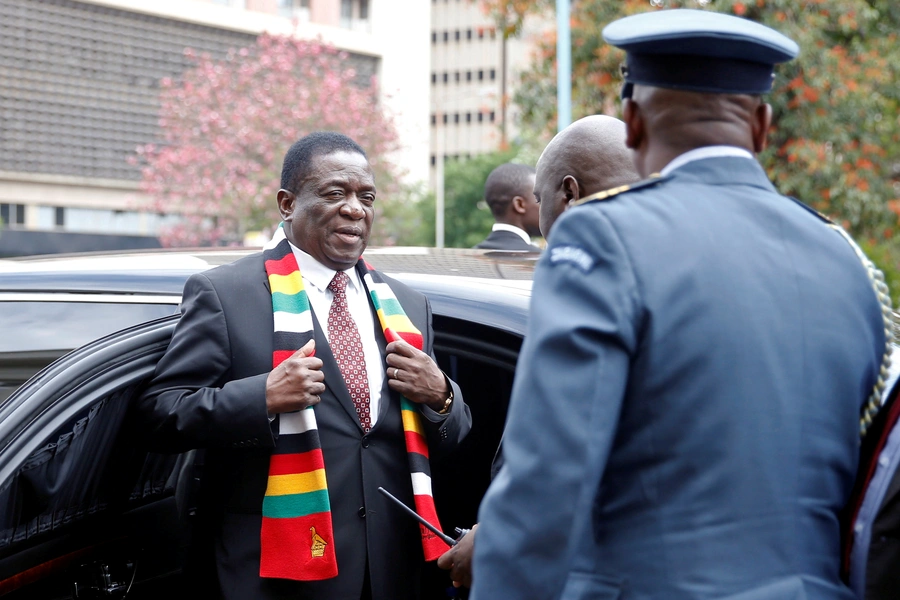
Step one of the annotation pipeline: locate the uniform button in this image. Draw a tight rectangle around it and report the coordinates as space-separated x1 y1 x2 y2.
358 507 366 518
362 437 370 449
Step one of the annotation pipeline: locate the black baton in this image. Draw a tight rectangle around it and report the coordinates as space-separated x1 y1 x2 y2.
377 486 457 546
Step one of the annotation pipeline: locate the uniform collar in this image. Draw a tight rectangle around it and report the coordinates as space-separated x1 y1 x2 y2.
661 146 754 176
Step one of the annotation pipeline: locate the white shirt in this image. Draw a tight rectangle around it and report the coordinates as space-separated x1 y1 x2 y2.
491 223 534 245
290 243 384 425
660 145 755 176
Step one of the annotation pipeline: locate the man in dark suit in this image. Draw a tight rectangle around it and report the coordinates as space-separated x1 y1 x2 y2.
137 132 471 600
473 163 542 251
472 10 892 600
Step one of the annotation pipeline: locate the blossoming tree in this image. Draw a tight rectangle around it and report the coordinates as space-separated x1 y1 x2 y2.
136 33 401 247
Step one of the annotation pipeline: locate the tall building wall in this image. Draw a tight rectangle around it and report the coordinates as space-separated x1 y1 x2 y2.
0 0 428 251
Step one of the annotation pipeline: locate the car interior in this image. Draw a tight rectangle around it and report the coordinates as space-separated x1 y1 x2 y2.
0 314 521 599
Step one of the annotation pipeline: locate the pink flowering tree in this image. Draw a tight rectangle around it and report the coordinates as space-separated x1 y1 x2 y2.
135 34 402 247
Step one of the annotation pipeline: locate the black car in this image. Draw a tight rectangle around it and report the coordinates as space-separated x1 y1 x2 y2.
0 247 537 598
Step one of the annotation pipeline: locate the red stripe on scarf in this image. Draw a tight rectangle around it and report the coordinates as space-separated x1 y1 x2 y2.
404 430 430 458
383 327 423 350
260 513 339 581
413 495 452 559
269 450 326 476
274 348 315 367
265 252 300 276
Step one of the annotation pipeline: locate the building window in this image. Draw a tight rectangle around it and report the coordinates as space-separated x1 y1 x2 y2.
477 112 484 123
466 71 472 82
431 73 437 84
465 112 472 123
431 114 437 126
55 207 65 227
454 113 460 124
443 31 449 42
431 32 437 43
454 30 461 41
340 0 370 31
489 68 496 81
477 69 484 81
0 203 25 227
489 111 496 122
454 71 461 82
430 155 436 166
277 0 310 20
442 114 448 124
466 29 473 40
442 73 449 83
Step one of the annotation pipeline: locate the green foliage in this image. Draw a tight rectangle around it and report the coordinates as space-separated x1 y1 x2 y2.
513 0 900 301
375 184 436 247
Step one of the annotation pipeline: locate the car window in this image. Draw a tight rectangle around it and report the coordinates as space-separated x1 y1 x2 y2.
0 301 178 401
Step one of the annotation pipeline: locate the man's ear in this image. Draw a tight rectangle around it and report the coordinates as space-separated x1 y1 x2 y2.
623 99 643 150
752 102 773 153
511 195 527 214
276 189 295 221
561 175 580 204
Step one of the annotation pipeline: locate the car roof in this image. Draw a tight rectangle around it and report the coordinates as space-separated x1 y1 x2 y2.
0 246 538 295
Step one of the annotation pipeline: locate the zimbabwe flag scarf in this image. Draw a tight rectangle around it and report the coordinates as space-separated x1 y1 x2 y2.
259 225 450 580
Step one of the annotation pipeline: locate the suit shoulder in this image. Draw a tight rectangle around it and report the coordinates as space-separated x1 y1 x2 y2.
571 174 671 208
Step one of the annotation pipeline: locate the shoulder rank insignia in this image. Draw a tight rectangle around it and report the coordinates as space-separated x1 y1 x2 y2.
571 173 669 207
785 196 834 225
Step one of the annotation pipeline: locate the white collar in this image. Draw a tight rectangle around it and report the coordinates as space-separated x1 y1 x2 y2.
288 241 362 294
660 146 755 176
492 223 533 245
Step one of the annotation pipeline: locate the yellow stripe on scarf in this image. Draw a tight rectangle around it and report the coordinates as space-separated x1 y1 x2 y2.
264 469 328 496
269 272 305 295
401 408 426 437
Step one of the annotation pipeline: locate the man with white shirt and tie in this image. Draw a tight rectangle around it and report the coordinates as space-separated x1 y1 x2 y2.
471 10 892 600
474 163 542 251
138 131 471 600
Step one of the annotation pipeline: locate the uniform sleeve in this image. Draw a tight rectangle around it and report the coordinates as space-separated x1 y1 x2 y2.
470 206 642 600
135 272 275 453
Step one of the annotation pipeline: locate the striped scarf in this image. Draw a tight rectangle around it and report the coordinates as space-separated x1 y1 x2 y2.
259 225 449 581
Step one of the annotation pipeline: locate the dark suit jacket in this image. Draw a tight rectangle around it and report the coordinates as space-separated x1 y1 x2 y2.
473 229 541 251
137 253 471 600
867 464 900 599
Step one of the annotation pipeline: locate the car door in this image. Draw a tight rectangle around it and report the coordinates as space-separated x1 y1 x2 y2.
0 315 194 599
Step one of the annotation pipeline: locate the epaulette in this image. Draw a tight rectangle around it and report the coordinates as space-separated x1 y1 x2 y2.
571 173 669 207
786 196 834 225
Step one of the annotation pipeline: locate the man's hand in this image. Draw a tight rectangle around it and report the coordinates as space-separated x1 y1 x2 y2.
265 339 325 414
436 524 477 588
385 339 449 411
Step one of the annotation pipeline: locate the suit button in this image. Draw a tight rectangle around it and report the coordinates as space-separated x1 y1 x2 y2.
361 437 370 449
358 507 366 518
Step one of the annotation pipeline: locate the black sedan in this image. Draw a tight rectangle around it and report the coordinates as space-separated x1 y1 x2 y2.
0 247 537 599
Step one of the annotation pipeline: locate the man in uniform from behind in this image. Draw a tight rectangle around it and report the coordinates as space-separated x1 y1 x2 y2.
472 9 893 600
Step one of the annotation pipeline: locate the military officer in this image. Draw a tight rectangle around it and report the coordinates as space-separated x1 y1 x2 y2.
471 9 893 600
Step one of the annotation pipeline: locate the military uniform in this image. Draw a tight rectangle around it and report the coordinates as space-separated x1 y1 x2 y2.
472 9 890 600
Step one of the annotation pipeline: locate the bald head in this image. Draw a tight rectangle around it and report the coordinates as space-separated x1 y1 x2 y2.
534 115 639 237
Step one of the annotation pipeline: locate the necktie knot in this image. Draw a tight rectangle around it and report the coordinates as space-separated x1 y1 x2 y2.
329 271 350 297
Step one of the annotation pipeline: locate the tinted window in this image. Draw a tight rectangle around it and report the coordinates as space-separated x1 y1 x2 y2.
0 302 177 353
0 301 178 401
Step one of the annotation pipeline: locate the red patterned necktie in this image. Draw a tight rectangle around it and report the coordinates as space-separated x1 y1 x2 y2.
327 271 372 432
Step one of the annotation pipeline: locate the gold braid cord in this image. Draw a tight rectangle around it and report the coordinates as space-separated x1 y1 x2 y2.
830 225 896 438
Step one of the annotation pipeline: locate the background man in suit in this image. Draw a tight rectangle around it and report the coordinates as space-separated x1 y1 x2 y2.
138 132 471 600
437 114 637 590
473 163 542 251
471 10 892 600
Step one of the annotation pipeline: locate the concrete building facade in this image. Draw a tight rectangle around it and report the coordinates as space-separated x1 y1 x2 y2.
428 0 545 190
0 0 429 254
